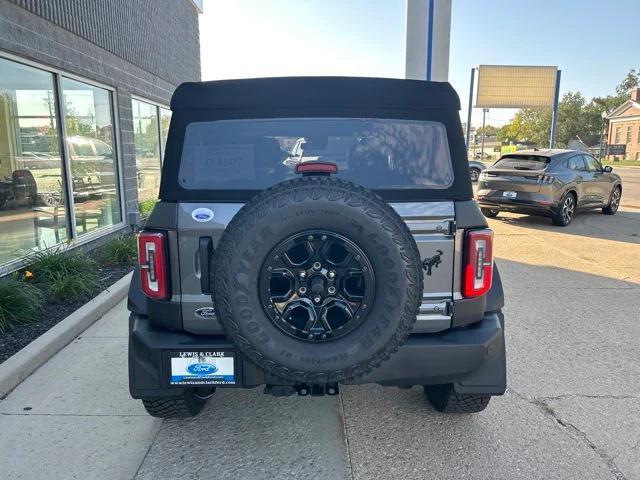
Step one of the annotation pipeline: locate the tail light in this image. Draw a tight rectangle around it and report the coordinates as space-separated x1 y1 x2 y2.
537 174 555 184
462 229 494 298
138 231 169 299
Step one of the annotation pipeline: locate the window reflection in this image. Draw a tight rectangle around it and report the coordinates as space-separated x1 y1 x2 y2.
160 107 172 157
133 99 161 202
0 57 68 265
61 78 122 235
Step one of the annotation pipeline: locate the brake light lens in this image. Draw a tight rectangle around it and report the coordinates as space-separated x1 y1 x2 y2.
295 161 338 175
462 229 494 298
537 174 555 184
138 231 169 299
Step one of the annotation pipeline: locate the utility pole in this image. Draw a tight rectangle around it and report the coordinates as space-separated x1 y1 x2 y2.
481 108 488 159
599 110 608 159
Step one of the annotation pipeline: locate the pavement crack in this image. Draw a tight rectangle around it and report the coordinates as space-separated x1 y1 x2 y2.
338 391 355 480
511 390 628 480
537 393 639 401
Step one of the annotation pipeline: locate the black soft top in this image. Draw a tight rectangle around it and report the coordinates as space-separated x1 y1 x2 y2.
161 77 472 202
171 76 461 111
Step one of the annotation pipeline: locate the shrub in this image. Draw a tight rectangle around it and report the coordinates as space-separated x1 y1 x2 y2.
139 199 157 219
98 235 137 266
0 280 45 332
26 248 100 302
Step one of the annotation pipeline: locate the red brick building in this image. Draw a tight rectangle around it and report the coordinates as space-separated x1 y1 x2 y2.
607 88 640 160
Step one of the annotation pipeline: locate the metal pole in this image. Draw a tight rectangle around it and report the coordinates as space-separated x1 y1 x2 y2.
481 108 488 159
549 69 562 148
465 67 475 149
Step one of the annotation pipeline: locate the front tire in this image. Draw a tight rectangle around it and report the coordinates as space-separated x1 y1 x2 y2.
602 186 621 215
552 192 576 226
424 384 491 413
481 207 499 218
141 387 215 418
470 167 481 182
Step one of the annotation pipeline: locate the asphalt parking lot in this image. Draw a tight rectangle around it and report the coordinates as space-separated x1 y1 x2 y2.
1 174 639 480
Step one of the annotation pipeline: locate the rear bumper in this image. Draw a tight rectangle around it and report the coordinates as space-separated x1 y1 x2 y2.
129 312 506 398
478 189 557 215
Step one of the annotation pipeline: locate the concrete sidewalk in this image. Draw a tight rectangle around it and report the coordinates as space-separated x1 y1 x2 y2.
0 300 162 480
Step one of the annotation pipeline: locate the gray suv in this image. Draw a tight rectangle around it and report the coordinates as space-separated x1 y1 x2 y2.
477 149 622 226
128 77 506 417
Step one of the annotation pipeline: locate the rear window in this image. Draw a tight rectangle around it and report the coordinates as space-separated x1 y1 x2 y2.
178 118 454 190
493 155 550 171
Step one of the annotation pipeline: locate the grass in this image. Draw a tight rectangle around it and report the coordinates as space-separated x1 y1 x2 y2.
601 159 640 167
139 199 157 219
26 248 100 302
97 234 137 266
0 280 45 332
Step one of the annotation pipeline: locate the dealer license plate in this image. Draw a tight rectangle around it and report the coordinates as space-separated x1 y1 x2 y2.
169 351 236 386
502 191 517 199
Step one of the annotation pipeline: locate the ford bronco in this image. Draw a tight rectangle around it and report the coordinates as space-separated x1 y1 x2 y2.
128 77 506 417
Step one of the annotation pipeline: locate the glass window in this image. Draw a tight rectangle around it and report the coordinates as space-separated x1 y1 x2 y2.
178 118 454 191
0 57 68 265
626 126 632 144
615 127 621 144
133 99 161 202
61 78 122 236
567 155 587 171
583 155 602 172
493 155 550 170
160 107 172 157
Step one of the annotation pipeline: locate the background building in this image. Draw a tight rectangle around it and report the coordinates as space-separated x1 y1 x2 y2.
607 87 640 161
0 0 201 273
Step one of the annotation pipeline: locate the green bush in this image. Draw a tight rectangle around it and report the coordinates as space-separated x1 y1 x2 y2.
139 199 157 219
97 235 137 266
0 280 45 332
26 248 100 302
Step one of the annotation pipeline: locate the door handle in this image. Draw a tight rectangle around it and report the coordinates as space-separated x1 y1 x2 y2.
198 236 214 294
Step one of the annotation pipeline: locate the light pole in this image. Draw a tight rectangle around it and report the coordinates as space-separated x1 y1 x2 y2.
599 110 608 160
480 108 489 159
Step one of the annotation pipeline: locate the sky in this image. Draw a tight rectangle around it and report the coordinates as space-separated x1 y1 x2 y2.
199 0 639 128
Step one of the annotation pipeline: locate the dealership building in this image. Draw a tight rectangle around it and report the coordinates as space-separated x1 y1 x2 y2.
0 0 201 273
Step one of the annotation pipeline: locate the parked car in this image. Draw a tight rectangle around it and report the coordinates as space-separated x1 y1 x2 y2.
468 160 487 182
128 77 506 418
477 149 622 226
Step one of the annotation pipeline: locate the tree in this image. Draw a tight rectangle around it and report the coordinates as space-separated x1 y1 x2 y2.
476 125 499 137
615 69 639 98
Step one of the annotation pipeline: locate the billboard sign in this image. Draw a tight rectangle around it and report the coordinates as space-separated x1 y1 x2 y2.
476 65 558 108
607 144 626 156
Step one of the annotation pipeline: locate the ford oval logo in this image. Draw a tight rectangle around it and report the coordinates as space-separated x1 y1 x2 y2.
191 207 214 223
187 363 218 375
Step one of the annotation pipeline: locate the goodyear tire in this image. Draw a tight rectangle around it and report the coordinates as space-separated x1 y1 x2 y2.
212 177 423 384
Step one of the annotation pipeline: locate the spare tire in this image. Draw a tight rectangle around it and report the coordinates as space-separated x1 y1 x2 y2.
212 176 423 384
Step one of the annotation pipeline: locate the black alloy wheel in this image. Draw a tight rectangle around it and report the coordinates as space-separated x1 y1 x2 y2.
553 193 576 226
259 230 375 343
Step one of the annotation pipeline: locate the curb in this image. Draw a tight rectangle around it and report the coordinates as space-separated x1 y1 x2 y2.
0 272 133 399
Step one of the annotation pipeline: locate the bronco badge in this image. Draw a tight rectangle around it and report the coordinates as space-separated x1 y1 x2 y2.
422 250 443 276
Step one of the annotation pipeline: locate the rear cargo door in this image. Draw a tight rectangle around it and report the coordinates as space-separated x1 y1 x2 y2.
176 201 456 335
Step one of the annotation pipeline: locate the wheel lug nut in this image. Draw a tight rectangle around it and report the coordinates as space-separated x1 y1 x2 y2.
299 271 307 278
314 295 321 303
328 286 336 294
299 287 307 295
328 270 335 279
321 334 327 339
321 235 327 241
313 262 321 271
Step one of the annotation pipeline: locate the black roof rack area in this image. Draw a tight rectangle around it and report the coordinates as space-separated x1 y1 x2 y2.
170 76 461 111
